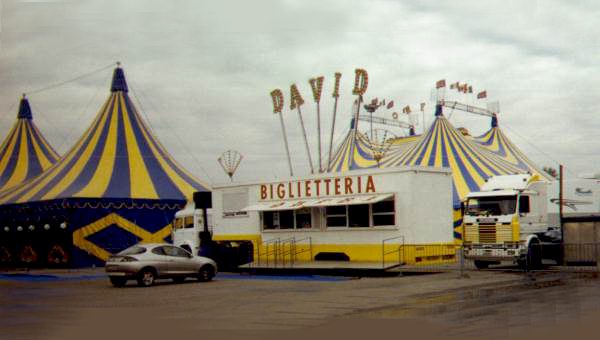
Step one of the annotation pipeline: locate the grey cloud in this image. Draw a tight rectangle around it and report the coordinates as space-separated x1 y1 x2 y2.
1 0 599 184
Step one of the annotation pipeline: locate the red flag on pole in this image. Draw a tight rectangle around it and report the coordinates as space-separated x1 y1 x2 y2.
387 100 394 109
436 79 446 88
477 91 487 99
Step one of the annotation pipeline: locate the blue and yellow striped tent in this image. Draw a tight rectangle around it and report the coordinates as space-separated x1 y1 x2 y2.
0 67 210 267
329 128 377 172
0 96 59 192
382 106 526 238
328 120 419 172
473 115 554 182
331 105 529 239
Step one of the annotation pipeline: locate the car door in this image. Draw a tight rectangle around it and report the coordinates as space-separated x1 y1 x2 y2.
163 246 195 274
150 246 173 276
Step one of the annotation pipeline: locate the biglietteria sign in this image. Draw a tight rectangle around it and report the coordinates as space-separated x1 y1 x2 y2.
260 175 376 200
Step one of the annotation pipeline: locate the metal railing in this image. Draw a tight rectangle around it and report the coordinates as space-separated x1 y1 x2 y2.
256 238 280 267
249 239 600 273
254 236 312 268
382 236 405 269
278 237 296 267
290 236 313 266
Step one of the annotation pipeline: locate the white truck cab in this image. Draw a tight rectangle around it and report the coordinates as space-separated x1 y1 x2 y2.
463 174 553 268
172 202 213 255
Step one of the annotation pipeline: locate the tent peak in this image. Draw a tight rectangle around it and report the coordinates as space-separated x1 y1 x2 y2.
435 104 443 117
17 96 33 120
491 114 498 128
111 66 128 93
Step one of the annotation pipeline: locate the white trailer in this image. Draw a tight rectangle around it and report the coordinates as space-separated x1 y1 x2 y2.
200 167 455 269
547 176 600 226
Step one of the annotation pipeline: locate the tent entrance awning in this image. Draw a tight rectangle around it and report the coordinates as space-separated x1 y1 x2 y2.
242 193 394 212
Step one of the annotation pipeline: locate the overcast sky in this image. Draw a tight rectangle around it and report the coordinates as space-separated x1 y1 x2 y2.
1 0 599 185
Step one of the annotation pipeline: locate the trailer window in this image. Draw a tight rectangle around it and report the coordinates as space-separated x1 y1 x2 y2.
372 199 395 226
295 208 312 229
326 206 347 227
263 210 294 230
173 218 184 229
466 196 517 216
348 204 369 227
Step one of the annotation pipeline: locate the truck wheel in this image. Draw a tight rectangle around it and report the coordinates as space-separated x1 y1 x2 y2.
519 243 542 270
474 260 490 269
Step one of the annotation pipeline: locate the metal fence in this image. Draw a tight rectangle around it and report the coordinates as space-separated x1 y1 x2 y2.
394 243 600 274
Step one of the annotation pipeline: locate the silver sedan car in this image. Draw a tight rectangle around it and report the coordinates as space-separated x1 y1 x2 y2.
105 243 217 287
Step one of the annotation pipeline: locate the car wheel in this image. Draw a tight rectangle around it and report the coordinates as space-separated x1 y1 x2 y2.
197 265 215 282
137 268 156 287
173 276 185 284
109 277 127 287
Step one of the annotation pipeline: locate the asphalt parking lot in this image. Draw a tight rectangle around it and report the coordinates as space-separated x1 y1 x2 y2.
1 269 600 340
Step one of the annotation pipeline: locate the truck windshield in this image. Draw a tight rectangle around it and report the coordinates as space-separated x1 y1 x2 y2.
173 216 194 229
466 196 517 216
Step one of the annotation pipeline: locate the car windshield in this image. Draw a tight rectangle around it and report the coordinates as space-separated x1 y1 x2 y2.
118 246 146 255
466 196 517 216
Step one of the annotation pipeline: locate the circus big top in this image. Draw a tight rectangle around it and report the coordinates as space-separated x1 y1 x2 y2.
0 66 210 268
329 103 553 240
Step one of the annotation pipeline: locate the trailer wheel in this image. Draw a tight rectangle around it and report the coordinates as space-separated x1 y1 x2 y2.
474 260 490 269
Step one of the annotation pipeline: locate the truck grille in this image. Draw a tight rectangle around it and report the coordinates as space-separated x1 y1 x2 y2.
478 224 496 243
464 223 514 243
